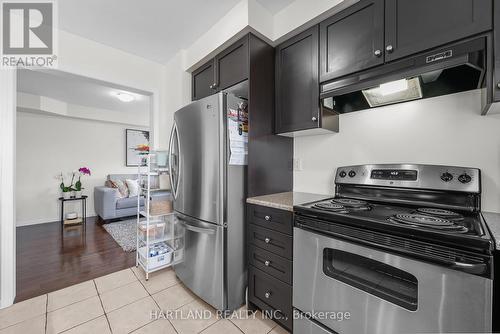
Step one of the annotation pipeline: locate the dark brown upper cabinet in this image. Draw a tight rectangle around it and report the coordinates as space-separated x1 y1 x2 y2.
215 36 249 91
192 60 215 101
191 36 249 101
492 1 500 103
319 0 384 82
385 0 493 62
275 26 320 134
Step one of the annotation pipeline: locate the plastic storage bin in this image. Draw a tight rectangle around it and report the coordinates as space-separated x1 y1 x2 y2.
138 221 166 241
138 243 173 270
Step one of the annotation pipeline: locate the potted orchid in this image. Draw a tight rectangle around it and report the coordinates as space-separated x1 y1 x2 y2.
59 173 74 199
74 167 91 198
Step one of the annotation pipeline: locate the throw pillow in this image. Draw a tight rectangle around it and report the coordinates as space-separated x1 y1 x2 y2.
111 180 129 198
126 179 140 197
105 180 123 198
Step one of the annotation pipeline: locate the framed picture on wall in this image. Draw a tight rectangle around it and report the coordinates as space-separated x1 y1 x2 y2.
126 129 150 166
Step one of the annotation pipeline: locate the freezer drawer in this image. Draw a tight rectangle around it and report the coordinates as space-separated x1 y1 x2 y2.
173 213 224 310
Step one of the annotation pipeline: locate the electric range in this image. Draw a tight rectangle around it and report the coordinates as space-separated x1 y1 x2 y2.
296 197 492 254
292 164 494 334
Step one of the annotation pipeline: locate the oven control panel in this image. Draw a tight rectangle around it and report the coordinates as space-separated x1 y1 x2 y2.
371 169 418 181
335 164 480 193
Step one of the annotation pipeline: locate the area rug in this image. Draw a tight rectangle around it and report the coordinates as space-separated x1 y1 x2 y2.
103 218 137 252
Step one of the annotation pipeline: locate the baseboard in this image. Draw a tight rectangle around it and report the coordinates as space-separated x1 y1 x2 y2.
0 296 14 309
17 213 97 227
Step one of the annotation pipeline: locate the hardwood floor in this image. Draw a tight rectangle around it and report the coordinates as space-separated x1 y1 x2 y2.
16 216 136 302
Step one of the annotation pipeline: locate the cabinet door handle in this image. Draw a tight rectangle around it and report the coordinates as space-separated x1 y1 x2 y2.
264 215 271 221
386 45 394 53
264 237 271 244
265 291 271 299
374 49 382 57
264 260 271 266
312 116 317 122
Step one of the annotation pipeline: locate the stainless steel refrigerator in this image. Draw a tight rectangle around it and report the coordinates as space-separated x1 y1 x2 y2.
168 92 247 312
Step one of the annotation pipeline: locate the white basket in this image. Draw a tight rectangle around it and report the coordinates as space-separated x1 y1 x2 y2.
138 245 173 270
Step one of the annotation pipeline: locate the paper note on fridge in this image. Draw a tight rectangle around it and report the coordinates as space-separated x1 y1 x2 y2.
229 153 248 165
228 119 248 166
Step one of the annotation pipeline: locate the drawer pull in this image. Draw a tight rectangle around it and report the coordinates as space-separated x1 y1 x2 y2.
264 260 271 266
265 291 271 299
264 237 271 244
264 215 271 221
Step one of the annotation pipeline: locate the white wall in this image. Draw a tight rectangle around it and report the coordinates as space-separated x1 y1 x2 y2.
17 92 150 127
184 1 250 71
272 0 354 42
294 90 500 213
13 29 165 226
182 0 357 71
157 52 191 150
4 13 167 309
16 111 148 226
0 70 17 308
56 30 165 149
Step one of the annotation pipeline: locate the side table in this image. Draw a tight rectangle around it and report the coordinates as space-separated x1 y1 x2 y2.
59 196 87 242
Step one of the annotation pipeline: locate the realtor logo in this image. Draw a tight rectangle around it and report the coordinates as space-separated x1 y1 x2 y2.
1 0 58 68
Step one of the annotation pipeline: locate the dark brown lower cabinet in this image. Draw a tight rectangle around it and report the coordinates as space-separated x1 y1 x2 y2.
248 266 293 330
247 204 293 332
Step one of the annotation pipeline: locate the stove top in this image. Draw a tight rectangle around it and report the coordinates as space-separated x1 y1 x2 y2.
295 197 492 253
389 213 468 233
312 198 371 212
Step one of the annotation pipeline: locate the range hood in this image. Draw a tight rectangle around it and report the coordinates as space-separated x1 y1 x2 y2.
320 37 487 114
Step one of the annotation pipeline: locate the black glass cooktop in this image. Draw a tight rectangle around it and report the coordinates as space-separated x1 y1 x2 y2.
294 197 493 253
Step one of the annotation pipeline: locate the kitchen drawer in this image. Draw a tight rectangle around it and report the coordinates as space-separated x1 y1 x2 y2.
248 245 292 284
247 204 293 235
248 224 292 260
249 266 292 330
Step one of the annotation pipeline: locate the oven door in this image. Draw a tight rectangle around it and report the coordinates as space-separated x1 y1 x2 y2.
294 316 336 334
293 226 493 334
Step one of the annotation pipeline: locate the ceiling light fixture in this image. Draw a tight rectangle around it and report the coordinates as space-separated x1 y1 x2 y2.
116 92 135 102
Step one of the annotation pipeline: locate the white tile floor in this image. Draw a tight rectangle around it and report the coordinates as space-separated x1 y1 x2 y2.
0 267 290 334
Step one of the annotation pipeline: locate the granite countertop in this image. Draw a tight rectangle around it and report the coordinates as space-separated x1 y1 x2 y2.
482 211 500 250
246 191 332 212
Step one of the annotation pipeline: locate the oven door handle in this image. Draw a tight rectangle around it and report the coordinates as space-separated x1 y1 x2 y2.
449 261 487 275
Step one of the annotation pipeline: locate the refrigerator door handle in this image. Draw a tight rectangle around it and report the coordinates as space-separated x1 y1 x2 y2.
179 220 216 235
168 122 175 199
168 122 181 199
176 212 218 234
